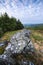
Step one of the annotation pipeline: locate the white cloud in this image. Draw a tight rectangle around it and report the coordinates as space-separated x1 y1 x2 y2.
0 0 43 24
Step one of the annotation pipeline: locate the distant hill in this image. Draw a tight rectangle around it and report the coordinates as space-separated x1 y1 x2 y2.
24 24 43 30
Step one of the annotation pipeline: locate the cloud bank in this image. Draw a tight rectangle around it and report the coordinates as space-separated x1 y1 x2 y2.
0 0 43 24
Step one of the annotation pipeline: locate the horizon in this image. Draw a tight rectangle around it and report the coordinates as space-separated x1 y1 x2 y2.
0 0 43 24
23 23 43 25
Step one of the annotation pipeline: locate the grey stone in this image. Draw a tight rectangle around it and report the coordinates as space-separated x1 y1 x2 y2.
0 29 34 65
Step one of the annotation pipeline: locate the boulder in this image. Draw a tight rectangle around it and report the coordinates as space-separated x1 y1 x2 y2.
0 29 34 65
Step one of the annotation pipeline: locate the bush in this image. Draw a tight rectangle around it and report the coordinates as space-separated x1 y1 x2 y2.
0 28 3 38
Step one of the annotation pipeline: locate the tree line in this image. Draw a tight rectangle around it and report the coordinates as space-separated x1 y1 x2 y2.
0 13 24 38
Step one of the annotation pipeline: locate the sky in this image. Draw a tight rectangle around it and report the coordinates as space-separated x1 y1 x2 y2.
0 0 43 24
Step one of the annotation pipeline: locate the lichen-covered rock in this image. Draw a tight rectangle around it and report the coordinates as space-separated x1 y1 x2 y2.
0 29 34 65
18 59 34 65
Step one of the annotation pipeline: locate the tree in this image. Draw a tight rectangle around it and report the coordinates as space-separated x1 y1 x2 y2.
0 13 24 38
16 19 24 29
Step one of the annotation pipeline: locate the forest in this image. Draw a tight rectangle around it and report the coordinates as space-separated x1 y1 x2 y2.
0 13 24 38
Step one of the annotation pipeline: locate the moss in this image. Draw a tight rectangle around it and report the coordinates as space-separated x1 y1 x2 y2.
0 46 5 55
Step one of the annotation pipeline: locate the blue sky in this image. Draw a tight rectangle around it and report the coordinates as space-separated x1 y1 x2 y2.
0 0 43 24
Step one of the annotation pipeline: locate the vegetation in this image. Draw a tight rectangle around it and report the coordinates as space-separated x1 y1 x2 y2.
31 30 43 45
26 24 43 30
0 13 24 38
30 30 43 62
32 34 43 41
0 46 5 55
25 24 43 63
0 30 21 41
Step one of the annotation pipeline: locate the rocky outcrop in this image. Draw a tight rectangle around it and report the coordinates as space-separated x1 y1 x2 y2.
0 29 34 65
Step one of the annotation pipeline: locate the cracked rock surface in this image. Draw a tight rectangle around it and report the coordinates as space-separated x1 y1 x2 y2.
0 29 34 65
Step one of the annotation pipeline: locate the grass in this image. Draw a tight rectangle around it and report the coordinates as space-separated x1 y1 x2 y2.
31 30 43 42
32 34 43 41
0 30 21 42
30 30 43 46
30 30 43 62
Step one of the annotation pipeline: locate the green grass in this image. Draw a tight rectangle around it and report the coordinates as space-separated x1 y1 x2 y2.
0 30 21 42
32 34 43 41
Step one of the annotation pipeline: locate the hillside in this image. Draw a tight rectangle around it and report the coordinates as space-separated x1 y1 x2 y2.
24 24 43 30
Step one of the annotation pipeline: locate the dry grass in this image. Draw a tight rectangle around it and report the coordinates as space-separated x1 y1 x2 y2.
30 30 43 62
0 30 21 42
